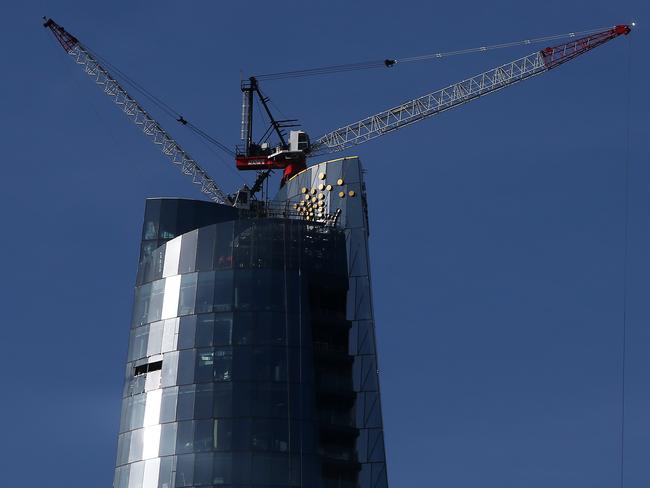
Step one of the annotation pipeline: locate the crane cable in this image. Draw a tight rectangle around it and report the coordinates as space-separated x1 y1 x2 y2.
254 25 612 81
619 35 632 488
88 47 236 158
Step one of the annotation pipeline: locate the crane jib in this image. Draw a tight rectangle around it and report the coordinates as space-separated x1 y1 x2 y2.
43 17 232 205
310 24 631 156
44 17 632 194
540 24 631 69
43 18 79 53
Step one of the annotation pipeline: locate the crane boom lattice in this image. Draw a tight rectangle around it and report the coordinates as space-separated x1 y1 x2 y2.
44 19 230 205
311 25 630 155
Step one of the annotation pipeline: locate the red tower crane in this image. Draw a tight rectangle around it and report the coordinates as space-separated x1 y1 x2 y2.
44 18 631 203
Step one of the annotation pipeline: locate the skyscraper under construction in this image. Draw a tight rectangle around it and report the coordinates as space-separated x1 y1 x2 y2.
113 157 389 488
42 16 634 488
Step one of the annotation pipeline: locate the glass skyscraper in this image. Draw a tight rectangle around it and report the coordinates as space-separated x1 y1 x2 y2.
114 157 388 488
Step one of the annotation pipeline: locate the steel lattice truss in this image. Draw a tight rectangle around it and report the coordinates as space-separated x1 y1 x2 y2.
46 18 229 204
46 17 628 196
311 25 629 155
69 44 230 204
310 52 546 155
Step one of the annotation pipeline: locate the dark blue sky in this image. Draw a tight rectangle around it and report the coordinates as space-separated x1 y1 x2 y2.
2 1 648 486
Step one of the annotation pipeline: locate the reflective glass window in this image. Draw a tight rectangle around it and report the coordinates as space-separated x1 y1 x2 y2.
251 453 271 485
175 453 194 487
258 270 275 311
233 311 253 345
178 273 197 316
195 314 214 347
232 418 251 451
160 350 178 387
214 269 233 311
176 420 194 454
129 374 146 397
195 272 215 314
196 349 214 383
177 349 196 385
193 452 213 486
213 418 232 451
128 428 144 462
346 277 366 321
270 312 288 345
214 347 233 382
142 199 160 240
234 269 253 310
158 200 178 240
213 383 232 418
232 381 252 418
128 460 145 488
233 345 253 382
215 221 234 269
158 456 173 488
119 397 130 433
163 237 181 278
178 229 197 274
129 394 146 430
214 314 233 346
194 419 213 452
251 383 288 419
159 387 178 423
158 422 177 457
196 226 216 271
147 245 166 284
212 452 232 485
194 383 213 419
176 384 196 421
114 464 129 488
161 275 181 320
132 283 152 327
147 280 165 324
116 432 130 466
161 318 178 353
231 452 251 484
142 458 160 488
251 418 270 451
270 419 289 452
146 321 163 357
178 315 196 350
252 347 286 382
130 325 149 362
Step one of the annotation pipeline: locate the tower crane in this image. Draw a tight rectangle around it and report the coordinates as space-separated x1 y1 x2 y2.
43 18 231 205
44 19 631 205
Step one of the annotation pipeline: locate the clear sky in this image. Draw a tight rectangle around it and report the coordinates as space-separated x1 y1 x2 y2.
2 0 648 486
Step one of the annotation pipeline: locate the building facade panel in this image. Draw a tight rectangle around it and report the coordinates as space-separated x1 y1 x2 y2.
116 202 366 487
116 157 387 487
275 156 389 488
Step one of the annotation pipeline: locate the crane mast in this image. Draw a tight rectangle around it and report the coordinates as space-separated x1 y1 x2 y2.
43 18 231 205
309 25 631 156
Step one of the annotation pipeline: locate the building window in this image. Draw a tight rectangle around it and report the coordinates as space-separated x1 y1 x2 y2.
134 360 162 377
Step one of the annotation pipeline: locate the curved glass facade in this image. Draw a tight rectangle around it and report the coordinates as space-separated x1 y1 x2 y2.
276 157 388 488
115 157 387 488
116 206 361 487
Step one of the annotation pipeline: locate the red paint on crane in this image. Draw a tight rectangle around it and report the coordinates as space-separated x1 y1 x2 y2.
540 25 631 69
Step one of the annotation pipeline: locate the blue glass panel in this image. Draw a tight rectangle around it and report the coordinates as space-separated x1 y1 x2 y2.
174 453 194 487
178 273 197 316
195 272 215 314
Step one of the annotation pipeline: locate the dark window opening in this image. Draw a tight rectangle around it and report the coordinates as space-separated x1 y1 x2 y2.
134 360 163 376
